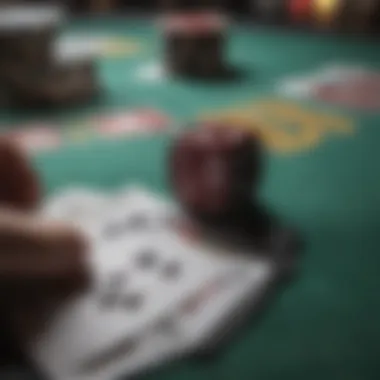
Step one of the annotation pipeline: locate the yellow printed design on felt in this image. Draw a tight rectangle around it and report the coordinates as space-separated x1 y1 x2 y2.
200 99 354 154
101 39 141 57
63 121 94 142
312 0 342 25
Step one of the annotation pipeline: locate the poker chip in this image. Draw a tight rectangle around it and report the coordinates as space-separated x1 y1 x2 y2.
312 0 343 27
288 0 312 23
159 12 228 36
160 11 229 78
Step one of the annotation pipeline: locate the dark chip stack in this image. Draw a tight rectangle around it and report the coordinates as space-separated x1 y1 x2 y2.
160 0 229 79
251 0 380 36
340 0 380 35
164 26 226 78
0 4 99 109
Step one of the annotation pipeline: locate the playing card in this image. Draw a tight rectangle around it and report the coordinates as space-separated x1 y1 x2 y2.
30 195 231 380
55 36 98 64
277 76 315 98
110 187 279 351
317 64 373 83
135 62 167 83
31 185 283 380
70 318 187 380
41 187 115 231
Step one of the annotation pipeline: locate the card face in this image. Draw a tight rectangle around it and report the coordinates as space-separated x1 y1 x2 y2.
56 36 98 64
70 303 191 380
317 64 373 83
42 187 110 225
32 185 280 380
29 244 143 380
30 204 227 380
119 188 278 351
41 186 150 239
105 188 278 350
97 185 184 247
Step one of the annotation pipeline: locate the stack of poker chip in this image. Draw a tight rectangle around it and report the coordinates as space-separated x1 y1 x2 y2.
158 11 229 79
339 0 380 34
308 0 380 33
285 0 344 29
0 4 99 108
252 0 380 34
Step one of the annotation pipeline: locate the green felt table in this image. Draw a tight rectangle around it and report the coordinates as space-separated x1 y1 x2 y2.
1 16 380 380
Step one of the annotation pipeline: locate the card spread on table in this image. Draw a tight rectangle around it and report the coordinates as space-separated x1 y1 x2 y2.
29 185 278 380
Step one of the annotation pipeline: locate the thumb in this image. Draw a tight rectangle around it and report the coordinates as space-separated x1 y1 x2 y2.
0 137 41 211
0 209 90 301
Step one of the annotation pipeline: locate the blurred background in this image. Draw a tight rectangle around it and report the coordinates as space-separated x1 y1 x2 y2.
13 0 379 30
1 2 380 380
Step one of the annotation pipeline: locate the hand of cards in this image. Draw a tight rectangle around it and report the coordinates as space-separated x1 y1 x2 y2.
24 185 283 380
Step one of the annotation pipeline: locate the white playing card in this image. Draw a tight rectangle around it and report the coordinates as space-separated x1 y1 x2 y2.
118 187 278 350
41 187 115 235
135 61 167 84
277 76 315 98
42 187 108 218
30 201 230 380
55 34 109 64
68 318 187 380
317 64 373 83
31 185 282 380
108 187 278 349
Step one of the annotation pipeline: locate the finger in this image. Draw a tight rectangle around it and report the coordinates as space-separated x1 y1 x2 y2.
0 313 25 365
6 296 63 346
0 209 90 298
2 292 68 353
0 137 41 211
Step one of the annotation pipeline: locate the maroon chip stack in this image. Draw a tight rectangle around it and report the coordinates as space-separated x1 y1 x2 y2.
169 124 263 218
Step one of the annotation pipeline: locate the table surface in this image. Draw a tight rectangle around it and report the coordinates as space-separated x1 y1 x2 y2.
1 17 380 380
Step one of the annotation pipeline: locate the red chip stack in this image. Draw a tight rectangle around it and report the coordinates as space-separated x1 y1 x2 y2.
288 0 312 24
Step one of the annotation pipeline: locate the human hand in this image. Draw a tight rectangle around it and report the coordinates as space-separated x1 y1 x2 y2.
0 137 90 358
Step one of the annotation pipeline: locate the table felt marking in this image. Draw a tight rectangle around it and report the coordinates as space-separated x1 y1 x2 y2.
199 98 354 154
3 109 172 154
